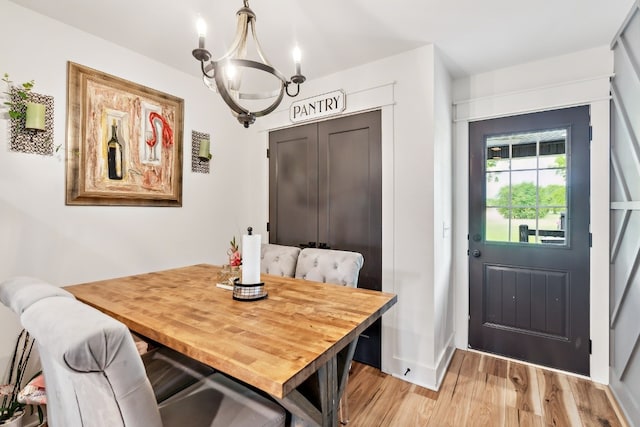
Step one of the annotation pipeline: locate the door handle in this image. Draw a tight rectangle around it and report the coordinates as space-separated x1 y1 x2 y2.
472 249 481 257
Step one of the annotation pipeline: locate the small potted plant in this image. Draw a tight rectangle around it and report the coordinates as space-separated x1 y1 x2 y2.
217 236 242 284
0 330 40 427
227 236 242 269
2 74 36 121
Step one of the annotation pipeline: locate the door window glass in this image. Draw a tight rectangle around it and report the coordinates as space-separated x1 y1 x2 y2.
485 129 567 244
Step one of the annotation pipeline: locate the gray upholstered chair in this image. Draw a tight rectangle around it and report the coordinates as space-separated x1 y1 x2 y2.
18 296 286 427
294 248 364 287
260 243 301 277
0 276 215 407
294 248 364 425
0 276 74 314
142 346 216 403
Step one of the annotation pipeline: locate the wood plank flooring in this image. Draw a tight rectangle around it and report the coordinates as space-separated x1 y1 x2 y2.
346 350 626 427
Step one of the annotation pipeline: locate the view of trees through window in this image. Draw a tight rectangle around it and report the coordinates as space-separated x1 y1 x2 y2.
485 129 567 244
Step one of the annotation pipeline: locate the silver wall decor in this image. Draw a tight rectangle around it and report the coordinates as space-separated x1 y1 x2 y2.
192 130 211 174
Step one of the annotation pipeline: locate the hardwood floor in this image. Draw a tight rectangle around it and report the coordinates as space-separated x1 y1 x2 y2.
346 350 626 427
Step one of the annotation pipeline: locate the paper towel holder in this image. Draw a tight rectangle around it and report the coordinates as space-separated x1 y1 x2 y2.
232 226 267 301
232 278 267 301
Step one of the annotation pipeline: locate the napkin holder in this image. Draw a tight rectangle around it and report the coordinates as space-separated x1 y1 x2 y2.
232 278 267 301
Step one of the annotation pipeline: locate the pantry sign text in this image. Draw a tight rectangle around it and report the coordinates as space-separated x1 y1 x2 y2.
290 90 346 123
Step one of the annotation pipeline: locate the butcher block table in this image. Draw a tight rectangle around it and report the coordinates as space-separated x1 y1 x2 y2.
65 264 397 427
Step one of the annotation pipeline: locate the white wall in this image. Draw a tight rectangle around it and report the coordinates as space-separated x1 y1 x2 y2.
452 46 612 384
0 0 254 372
254 44 455 390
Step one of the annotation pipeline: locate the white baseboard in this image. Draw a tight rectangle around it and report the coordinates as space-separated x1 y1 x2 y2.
388 333 456 391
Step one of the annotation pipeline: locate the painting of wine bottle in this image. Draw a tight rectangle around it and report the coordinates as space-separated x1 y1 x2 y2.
107 119 124 179
65 62 184 207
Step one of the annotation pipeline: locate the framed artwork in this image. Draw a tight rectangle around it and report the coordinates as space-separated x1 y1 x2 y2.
65 62 184 206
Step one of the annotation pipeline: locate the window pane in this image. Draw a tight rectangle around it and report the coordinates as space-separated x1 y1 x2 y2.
484 128 568 246
487 157 510 172
511 156 537 171
511 142 537 171
539 138 566 156
515 219 537 243
486 171 510 205
539 153 566 170
486 208 511 242
510 171 537 220
486 143 510 172
538 169 566 208
537 211 566 245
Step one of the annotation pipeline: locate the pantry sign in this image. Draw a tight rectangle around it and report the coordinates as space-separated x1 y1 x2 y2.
290 90 346 123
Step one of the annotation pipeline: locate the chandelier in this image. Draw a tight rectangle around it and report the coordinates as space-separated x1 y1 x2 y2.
192 0 306 128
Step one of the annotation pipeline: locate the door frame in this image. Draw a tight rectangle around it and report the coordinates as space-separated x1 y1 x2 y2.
453 78 611 382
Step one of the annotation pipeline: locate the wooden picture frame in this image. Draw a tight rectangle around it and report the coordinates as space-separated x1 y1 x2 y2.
66 62 184 206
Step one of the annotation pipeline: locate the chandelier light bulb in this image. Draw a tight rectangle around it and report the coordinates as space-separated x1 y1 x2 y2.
196 17 207 49
196 17 207 37
227 64 237 79
292 46 302 78
226 63 242 91
292 46 302 64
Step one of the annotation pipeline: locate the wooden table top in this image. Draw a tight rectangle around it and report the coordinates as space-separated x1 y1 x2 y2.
65 264 397 399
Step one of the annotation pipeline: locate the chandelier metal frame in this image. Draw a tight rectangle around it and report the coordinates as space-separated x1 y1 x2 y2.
192 0 306 128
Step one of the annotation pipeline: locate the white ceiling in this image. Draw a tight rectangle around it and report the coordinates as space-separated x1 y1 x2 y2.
10 0 636 80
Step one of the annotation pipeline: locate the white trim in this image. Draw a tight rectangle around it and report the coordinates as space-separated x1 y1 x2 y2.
454 74 613 107
590 99 611 384
453 120 470 351
454 76 611 122
380 102 396 377
434 336 456 389
612 201 640 210
389 333 455 391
